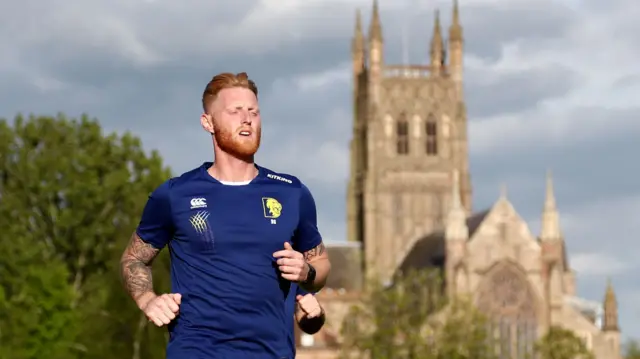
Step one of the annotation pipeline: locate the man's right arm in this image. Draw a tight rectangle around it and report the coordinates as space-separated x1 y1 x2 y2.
121 181 174 311
120 232 161 309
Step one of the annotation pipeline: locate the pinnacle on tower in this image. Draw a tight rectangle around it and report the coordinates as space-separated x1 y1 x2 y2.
499 183 508 199
368 0 382 41
603 278 619 331
449 0 462 42
354 9 363 43
430 9 444 70
352 9 364 56
544 170 557 210
430 10 443 55
540 170 561 240
446 170 468 239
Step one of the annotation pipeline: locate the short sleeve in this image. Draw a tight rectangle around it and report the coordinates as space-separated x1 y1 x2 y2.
292 183 323 253
135 181 174 249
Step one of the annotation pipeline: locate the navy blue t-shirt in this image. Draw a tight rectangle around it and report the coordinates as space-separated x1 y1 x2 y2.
136 163 322 359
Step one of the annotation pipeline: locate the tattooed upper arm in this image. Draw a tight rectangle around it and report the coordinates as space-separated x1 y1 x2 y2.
122 232 160 264
303 242 326 262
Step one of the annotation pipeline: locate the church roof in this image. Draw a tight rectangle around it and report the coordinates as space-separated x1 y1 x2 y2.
396 209 491 274
322 210 491 291
466 209 491 235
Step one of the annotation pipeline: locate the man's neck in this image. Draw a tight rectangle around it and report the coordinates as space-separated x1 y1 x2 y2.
208 152 258 183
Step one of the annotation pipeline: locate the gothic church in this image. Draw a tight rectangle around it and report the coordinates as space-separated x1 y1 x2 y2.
295 1 621 358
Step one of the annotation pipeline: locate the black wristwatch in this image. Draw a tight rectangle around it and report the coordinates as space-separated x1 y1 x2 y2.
302 263 316 285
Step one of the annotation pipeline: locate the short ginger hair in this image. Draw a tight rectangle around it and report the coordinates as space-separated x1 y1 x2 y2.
202 72 259 113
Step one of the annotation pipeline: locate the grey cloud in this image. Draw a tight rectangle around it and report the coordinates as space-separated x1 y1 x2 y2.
471 117 639 214
466 65 579 118
611 74 640 89
2 40 349 134
461 1 574 61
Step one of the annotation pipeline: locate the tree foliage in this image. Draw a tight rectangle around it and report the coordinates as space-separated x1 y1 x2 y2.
340 269 495 359
624 339 640 359
0 114 172 359
534 326 594 359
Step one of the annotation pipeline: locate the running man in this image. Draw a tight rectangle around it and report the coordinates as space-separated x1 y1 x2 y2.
120 72 331 358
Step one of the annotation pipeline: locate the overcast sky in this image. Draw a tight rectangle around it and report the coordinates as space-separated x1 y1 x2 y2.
2 0 639 340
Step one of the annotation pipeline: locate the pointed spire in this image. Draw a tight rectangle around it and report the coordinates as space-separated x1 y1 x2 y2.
430 9 443 68
605 278 616 299
603 278 619 331
544 169 557 210
499 183 508 199
369 0 382 41
352 9 364 54
446 170 468 240
449 0 462 42
431 10 443 52
540 170 561 240
355 8 363 39
452 0 460 24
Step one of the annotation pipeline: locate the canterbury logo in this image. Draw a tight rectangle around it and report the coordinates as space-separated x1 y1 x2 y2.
189 211 210 233
190 197 207 209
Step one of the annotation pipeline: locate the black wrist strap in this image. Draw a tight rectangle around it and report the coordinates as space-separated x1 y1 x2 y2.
302 263 316 285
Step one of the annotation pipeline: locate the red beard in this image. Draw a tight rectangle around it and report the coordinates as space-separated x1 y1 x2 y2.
213 124 261 161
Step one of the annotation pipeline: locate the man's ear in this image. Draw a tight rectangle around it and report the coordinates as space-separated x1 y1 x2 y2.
200 113 214 134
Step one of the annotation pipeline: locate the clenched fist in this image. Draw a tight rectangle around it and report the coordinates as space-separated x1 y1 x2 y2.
140 293 181 327
296 294 323 319
273 242 309 282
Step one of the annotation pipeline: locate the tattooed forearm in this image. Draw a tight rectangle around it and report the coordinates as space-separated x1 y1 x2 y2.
301 241 330 291
303 242 326 261
120 232 160 303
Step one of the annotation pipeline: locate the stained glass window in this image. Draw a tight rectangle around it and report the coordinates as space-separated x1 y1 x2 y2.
478 264 537 359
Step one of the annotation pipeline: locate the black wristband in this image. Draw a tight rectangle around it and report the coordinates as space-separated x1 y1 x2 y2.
303 263 316 285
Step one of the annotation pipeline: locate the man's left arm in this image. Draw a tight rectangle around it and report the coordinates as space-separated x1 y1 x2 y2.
295 299 326 335
301 242 329 292
295 183 331 292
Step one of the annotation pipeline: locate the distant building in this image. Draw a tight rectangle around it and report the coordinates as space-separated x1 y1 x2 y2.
295 1 620 358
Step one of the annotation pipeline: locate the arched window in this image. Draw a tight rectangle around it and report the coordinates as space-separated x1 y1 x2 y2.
396 113 409 155
425 114 437 155
478 264 537 359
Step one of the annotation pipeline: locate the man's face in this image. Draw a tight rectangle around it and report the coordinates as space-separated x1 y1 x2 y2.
205 87 261 158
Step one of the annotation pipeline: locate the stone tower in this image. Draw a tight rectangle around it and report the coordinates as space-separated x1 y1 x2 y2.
346 0 472 278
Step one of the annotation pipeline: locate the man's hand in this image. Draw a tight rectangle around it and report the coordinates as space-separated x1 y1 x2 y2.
273 242 309 282
296 294 322 319
295 293 326 334
139 293 182 327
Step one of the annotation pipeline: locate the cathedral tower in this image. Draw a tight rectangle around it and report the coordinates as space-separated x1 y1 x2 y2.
346 0 473 278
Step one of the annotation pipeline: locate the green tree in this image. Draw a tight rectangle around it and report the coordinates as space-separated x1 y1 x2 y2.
340 269 494 359
534 326 594 359
0 228 79 359
624 339 640 359
0 114 172 359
